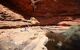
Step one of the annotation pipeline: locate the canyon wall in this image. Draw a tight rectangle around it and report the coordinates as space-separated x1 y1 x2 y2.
0 0 80 25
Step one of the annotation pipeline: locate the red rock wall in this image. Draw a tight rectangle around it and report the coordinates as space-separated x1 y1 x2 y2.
0 0 33 17
33 0 79 17
0 0 80 25
1 0 80 17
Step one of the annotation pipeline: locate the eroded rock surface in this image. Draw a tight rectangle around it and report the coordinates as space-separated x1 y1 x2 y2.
1 0 80 17
0 0 80 25
0 26 69 50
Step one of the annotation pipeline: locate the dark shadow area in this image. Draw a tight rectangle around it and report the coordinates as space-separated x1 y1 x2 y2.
0 0 32 19
45 40 58 50
45 34 80 50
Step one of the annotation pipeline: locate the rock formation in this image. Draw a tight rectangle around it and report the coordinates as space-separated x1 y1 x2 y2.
0 0 80 25
0 0 80 50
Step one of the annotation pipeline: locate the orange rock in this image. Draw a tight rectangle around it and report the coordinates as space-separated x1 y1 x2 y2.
0 0 80 25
